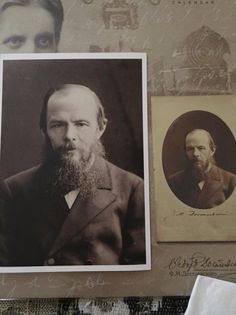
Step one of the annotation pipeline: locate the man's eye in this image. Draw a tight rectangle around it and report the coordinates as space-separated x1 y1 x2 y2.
198 146 205 150
75 122 88 127
186 147 193 152
35 34 53 49
51 123 63 128
3 36 25 49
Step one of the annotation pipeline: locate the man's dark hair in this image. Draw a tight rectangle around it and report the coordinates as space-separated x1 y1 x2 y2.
40 84 107 133
1 0 64 44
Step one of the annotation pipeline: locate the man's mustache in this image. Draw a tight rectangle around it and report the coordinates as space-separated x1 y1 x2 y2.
43 136 105 163
64 143 77 150
189 155 203 162
192 158 203 163
56 143 77 153
187 158 205 169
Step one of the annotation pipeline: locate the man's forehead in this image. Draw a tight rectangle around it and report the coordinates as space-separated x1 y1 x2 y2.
50 85 95 101
48 86 98 111
185 130 210 144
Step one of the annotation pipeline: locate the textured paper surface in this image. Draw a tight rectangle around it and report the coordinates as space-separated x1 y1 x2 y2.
0 0 236 297
59 0 236 96
2 243 236 297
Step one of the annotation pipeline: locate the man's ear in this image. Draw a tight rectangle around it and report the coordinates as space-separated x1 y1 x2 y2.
96 118 107 139
210 147 216 156
40 128 46 137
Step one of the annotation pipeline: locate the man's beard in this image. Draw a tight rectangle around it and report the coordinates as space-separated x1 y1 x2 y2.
42 137 105 199
187 157 215 183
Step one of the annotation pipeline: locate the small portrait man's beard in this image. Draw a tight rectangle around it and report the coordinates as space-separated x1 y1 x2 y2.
187 156 215 183
43 137 105 198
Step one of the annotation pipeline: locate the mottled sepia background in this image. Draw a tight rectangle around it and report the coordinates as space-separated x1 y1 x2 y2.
60 0 236 96
0 0 236 300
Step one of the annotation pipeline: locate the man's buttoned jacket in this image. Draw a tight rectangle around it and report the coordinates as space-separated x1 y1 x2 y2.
168 165 236 209
2 158 146 266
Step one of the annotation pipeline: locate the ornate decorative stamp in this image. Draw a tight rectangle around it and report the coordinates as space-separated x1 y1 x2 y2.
103 0 138 30
164 25 231 95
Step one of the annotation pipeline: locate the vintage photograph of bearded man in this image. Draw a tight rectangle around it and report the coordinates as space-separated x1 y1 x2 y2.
167 128 236 209
162 109 236 211
0 54 150 272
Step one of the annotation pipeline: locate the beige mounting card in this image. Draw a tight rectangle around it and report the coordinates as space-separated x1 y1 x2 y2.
152 95 236 242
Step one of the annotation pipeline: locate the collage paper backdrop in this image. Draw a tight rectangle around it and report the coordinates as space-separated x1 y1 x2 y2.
0 0 236 297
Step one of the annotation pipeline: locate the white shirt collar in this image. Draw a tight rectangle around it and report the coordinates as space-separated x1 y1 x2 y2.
64 190 79 209
198 181 205 190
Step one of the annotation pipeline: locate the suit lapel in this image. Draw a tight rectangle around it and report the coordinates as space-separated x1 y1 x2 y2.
30 167 70 230
181 172 201 207
44 195 69 229
197 166 222 208
48 190 116 257
47 158 117 257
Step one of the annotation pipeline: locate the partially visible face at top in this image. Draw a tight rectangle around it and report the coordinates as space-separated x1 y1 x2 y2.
0 4 57 52
185 129 215 172
46 86 106 164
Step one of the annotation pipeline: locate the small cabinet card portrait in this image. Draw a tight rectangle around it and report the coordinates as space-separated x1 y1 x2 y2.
0 53 150 273
152 95 236 242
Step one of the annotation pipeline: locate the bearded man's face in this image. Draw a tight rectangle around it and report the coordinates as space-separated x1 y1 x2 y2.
43 85 106 197
185 130 215 182
46 86 104 162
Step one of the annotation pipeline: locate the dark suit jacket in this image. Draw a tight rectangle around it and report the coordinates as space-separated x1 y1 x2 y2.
168 165 236 209
2 158 145 266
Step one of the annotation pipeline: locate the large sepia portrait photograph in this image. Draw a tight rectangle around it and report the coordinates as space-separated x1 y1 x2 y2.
0 53 150 272
152 95 236 242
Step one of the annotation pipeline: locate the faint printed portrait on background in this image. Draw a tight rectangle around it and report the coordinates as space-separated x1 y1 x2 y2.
0 0 63 53
162 110 236 209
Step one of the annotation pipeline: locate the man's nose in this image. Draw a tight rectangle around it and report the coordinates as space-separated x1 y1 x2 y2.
193 148 200 157
64 125 76 141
